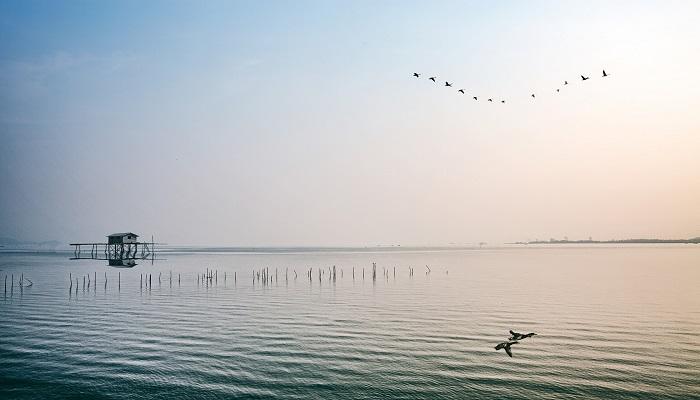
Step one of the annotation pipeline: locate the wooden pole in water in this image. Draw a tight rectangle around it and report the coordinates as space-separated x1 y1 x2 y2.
76 278 78 294
105 272 107 290
179 273 181 286
118 272 120 291
140 274 143 289
159 272 161 285
5 274 7 294
69 273 72 291
83 275 85 290
234 271 236 284
149 274 152 288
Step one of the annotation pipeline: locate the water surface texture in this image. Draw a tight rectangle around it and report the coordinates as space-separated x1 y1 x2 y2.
1 246 699 399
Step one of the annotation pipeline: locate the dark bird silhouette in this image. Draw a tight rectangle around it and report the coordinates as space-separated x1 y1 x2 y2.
495 341 518 357
509 330 537 341
429 77 436 82
581 75 590 81
473 96 478 100
488 98 493 102
564 80 568 85
531 94 535 98
445 81 452 87
556 89 560 92
458 89 465 94
501 100 505 104
602 69 608 77
413 72 420 78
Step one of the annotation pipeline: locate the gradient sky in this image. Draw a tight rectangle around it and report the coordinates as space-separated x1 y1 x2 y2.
1 0 699 246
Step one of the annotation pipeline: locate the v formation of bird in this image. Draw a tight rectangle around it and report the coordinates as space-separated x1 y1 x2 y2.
494 330 537 358
412 70 609 103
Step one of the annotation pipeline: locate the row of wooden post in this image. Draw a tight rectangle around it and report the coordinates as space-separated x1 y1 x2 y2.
55 263 434 296
3 273 33 296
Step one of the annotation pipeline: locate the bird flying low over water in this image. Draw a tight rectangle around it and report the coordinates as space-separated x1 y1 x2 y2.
602 69 608 77
495 341 518 357
458 89 465 94
445 81 452 87
413 72 420 78
581 75 590 81
509 330 537 341
429 77 436 82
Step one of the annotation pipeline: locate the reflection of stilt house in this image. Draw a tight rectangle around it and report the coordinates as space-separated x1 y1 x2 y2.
108 258 137 267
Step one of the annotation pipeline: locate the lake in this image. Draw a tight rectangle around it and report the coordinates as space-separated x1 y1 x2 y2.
1 246 698 399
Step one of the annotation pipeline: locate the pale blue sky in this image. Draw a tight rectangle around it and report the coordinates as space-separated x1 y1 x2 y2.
1 1 699 245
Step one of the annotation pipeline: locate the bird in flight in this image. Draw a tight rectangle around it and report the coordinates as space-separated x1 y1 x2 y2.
495 341 518 357
473 96 478 100
488 98 493 102
445 81 452 87
429 77 436 82
581 75 590 81
564 80 568 85
413 72 420 78
509 330 537 341
501 100 505 104
458 89 465 94
531 94 535 98
556 89 560 92
602 69 608 77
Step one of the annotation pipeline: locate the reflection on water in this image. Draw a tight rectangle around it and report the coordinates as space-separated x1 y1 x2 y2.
1 246 699 399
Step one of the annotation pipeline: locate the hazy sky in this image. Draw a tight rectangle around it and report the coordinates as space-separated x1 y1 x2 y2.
1 0 699 246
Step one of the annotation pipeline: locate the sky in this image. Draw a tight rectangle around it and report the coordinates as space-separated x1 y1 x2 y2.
1 0 699 246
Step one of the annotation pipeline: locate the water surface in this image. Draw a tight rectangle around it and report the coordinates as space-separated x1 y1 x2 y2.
1 246 699 399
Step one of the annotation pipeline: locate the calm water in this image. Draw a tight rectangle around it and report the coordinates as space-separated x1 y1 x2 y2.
1 246 699 399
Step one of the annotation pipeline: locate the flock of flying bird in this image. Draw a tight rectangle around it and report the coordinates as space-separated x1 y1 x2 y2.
495 330 537 358
412 69 610 102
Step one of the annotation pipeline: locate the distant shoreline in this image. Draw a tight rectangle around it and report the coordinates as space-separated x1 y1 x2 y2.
512 238 700 245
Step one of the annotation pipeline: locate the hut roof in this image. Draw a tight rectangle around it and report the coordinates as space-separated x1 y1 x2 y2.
107 232 138 238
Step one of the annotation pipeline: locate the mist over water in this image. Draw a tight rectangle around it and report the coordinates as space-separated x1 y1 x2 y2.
1 246 698 399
